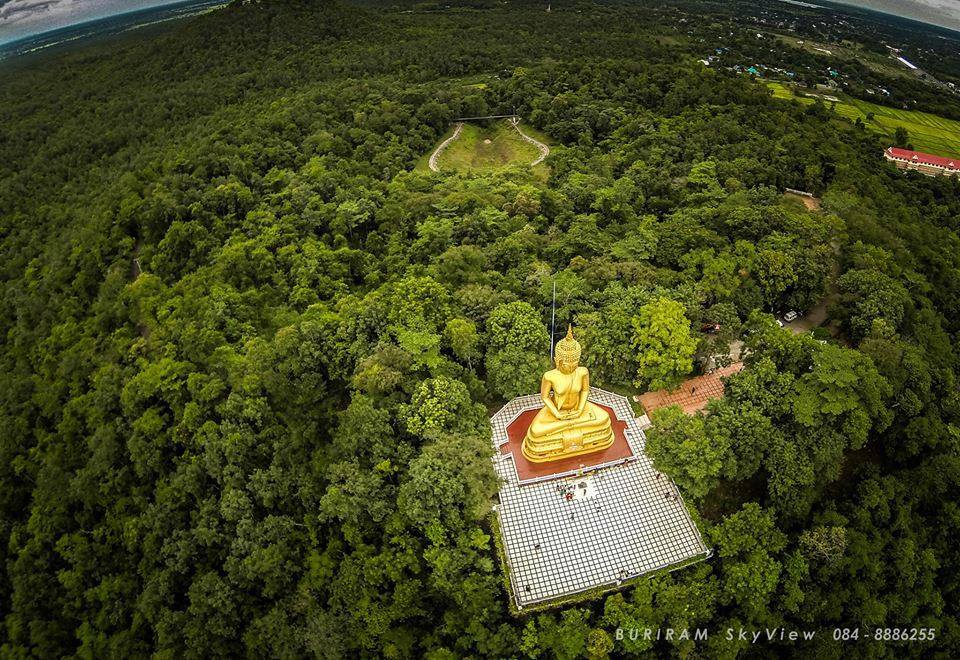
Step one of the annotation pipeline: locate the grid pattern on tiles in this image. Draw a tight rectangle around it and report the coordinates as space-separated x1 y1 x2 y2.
491 389 709 608
492 388 645 485
490 394 541 447
510 455 635 487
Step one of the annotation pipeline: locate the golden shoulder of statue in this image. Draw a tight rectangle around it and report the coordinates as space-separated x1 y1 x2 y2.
522 326 614 463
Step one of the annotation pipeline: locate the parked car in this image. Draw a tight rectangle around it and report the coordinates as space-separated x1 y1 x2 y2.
776 319 784 328
784 310 798 322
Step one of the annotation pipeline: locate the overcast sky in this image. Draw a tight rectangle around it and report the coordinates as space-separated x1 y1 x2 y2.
0 0 186 45
835 0 960 31
2 0 960 47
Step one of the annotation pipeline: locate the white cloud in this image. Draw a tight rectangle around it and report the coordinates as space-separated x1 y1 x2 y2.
0 0 61 24
835 0 960 31
0 0 184 44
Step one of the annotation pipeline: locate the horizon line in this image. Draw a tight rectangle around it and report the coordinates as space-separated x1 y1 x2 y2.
0 0 229 49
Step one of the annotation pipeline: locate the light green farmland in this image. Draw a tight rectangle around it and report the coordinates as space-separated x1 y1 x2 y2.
767 81 960 158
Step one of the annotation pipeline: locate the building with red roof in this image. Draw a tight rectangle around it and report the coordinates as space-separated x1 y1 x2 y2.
884 147 960 177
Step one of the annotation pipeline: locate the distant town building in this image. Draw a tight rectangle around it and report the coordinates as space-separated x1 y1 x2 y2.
885 147 960 177
896 56 918 71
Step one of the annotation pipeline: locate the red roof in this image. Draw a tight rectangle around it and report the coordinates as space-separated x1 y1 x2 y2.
885 147 960 170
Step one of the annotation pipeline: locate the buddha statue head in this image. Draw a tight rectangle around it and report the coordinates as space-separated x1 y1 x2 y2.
554 325 581 374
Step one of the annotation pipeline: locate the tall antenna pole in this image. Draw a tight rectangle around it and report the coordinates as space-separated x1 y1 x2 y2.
550 276 556 361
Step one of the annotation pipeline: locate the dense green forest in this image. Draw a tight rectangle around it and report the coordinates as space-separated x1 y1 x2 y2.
1 0 959 657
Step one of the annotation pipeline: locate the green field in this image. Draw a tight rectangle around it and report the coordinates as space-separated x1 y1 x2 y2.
419 121 549 173
769 33 911 81
768 81 960 157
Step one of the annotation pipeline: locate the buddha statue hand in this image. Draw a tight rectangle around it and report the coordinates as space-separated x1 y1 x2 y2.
521 326 615 463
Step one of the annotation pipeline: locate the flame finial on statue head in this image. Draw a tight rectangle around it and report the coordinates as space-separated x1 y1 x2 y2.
554 324 581 365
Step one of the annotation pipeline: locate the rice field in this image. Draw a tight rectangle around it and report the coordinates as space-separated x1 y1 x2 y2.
768 81 960 158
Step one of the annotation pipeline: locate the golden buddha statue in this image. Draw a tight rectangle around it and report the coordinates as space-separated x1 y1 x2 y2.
522 326 615 463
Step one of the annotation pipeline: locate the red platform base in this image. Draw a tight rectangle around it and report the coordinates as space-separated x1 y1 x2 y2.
501 404 634 482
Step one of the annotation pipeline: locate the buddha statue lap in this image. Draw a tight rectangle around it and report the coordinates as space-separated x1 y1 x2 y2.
522 326 615 463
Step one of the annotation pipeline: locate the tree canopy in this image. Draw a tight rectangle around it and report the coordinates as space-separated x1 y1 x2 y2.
1 0 959 657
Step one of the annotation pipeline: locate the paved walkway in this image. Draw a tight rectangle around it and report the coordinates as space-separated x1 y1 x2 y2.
509 117 550 165
428 122 463 172
785 294 837 334
636 363 744 416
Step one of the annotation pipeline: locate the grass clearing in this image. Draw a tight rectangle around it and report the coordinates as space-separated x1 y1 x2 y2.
440 122 539 171
418 120 551 174
768 81 960 157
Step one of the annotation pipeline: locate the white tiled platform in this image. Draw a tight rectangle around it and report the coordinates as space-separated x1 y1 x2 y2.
492 389 710 608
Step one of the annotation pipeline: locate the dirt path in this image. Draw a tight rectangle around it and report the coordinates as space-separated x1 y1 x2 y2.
786 237 842 335
785 295 836 334
428 122 463 172
784 190 822 211
509 117 550 165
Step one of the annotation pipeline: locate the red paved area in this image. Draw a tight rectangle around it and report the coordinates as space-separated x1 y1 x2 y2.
637 363 744 415
501 404 633 481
